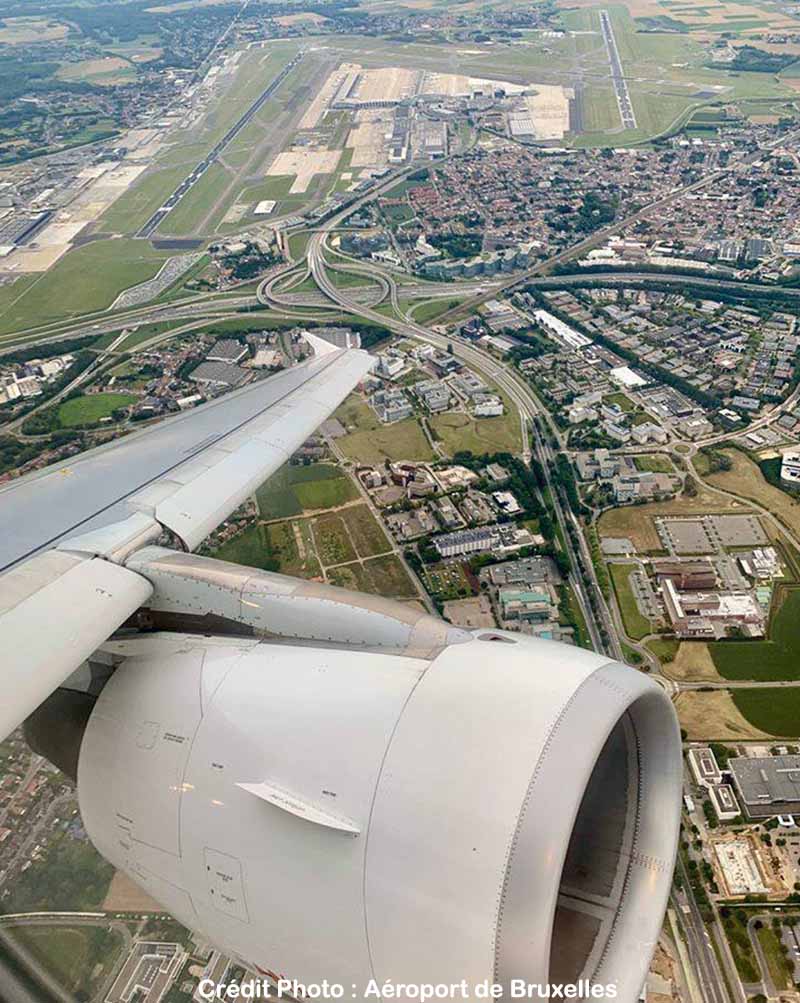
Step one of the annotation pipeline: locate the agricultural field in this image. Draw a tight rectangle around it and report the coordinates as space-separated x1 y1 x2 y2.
58 392 137 427
709 587 800 681
256 463 358 518
334 396 434 464
608 563 651 639
56 56 135 85
327 554 417 598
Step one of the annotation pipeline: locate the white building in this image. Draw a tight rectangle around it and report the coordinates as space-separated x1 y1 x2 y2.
781 450 800 486
688 747 722 788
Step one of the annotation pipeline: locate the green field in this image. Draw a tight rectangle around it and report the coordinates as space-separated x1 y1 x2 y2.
58 392 137 427
731 688 800 737
408 298 463 324
210 523 281 572
335 396 434 463
634 453 674 473
646 636 679 664
609 563 651 640
430 407 521 457
157 161 232 236
11 925 124 998
0 239 171 336
756 923 794 991
98 164 191 234
710 587 800 681
255 463 356 518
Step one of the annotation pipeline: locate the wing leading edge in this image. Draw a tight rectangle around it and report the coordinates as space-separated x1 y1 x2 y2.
0 344 373 571
0 341 374 740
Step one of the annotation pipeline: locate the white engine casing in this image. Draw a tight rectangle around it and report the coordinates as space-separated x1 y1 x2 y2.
77 629 681 1001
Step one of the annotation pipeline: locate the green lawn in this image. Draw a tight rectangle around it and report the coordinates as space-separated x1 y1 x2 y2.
98 164 191 234
710 588 800 681
756 924 793 991
157 162 232 236
256 462 356 518
731 688 800 737
335 396 433 464
11 925 124 999
646 636 679 665
634 454 674 474
409 298 463 324
58 392 137 427
609 563 651 640
0 239 171 336
430 407 521 457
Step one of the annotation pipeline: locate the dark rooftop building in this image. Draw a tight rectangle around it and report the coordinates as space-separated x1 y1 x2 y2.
729 755 800 818
207 339 248 364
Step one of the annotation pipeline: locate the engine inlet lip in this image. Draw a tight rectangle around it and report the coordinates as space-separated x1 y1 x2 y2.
493 662 681 1002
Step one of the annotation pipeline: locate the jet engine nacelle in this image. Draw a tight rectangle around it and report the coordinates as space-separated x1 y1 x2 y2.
74 623 681 1002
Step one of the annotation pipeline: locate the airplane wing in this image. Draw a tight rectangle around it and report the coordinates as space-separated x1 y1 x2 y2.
0 337 373 739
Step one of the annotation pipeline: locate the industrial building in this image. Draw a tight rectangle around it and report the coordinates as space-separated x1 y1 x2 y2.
189 361 250 389
206 339 249 364
729 755 800 818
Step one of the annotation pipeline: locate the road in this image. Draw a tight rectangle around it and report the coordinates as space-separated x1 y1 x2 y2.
302 231 617 657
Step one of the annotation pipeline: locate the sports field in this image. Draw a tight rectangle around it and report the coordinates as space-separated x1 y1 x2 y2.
58 392 137 427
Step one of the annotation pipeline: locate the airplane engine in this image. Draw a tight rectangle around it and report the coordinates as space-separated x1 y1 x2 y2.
68 621 681 1001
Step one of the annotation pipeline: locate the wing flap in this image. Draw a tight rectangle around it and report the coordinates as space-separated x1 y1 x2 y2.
0 552 152 740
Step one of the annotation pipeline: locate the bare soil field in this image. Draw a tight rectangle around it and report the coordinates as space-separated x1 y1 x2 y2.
663 642 722 682
674 690 772 741
103 871 163 912
702 448 800 542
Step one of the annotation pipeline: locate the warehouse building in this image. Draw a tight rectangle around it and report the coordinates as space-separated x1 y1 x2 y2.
729 755 800 818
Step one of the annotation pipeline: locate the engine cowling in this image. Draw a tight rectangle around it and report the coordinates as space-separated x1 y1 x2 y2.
75 627 681 1001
